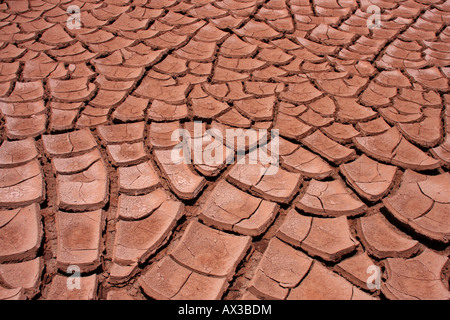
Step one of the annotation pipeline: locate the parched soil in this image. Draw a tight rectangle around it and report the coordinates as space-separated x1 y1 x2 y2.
0 0 449 301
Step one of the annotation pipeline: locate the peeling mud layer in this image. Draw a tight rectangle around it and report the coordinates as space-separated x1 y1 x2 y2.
0 0 449 301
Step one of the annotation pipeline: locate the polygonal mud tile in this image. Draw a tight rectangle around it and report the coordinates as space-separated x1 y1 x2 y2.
280 81 323 103
297 37 336 55
0 204 42 263
145 31 188 50
274 138 333 180
104 13 149 33
379 106 422 124
245 81 285 96
116 188 169 220
22 57 67 81
375 70 411 88
190 95 230 120
55 210 103 273
112 95 148 122
194 22 228 42
431 137 450 167
234 96 275 121
0 286 25 300
248 237 312 300
217 108 252 128
134 77 189 104
335 252 378 291
258 47 294 64
88 36 135 53
219 34 257 58
108 262 138 285
97 122 145 144
217 56 266 72
277 209 358 262
357 212 420 259
174 39 216 62
316 75 368 97
42 129 97 157
398 108 442 148
73 108 109 125
383 170 450 243
0 101 45 117
153 148 206 200
153 55 188 76
106 142 148 166
406 67 448 91
0 257 43 298
4 114 46 139
302 130 356 165
335 96 377 123
235 20 281 39
189 61 213 75
287 262 375 300
46 274 97 300
160 11 198 26
91 4 129 20
0 44 26 61
94 74 135 91
52 149 102 175
0 160 44 208
147 121 181 149
48 78 95 102
0 81 44 103
113 200 183 265
252 168 302 204
354 127 441 171
274 113 313 140
169 220 251 279
76 113 109 128
356 117 391 135
227 152 302 204
139 256 229 300
321 122 360 143
40 24 75 46
382 248 450 300
199 180 278 236
49 108 79 132
399 85 442 107
0 138 38 167
89 89 128 108
188 132 234 178
296 179 366 217
340 155 397 201
189 3 227 19
117 161 161 194
96 64 144 82
76 29 115 45
56 160 108 212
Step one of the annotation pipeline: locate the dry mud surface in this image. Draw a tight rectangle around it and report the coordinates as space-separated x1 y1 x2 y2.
0 0 449 300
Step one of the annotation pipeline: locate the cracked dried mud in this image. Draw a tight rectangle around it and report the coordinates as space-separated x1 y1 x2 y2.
0 0 449 301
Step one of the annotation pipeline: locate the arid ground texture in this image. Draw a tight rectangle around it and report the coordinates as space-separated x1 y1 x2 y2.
0 0 449 300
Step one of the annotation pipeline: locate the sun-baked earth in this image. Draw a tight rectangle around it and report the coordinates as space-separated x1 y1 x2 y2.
0 0 449 300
